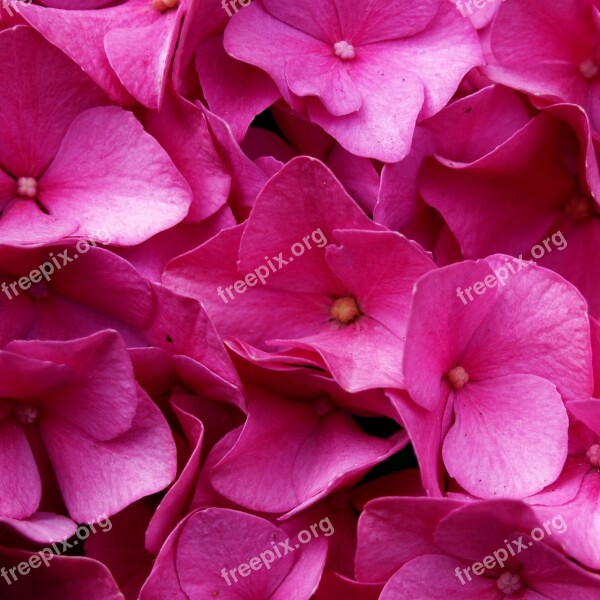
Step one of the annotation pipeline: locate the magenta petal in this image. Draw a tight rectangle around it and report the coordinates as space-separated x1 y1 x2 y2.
196 36 281 141
105 8 183 109
142 86 232 222
356 496 463 582
380 555 499 600
568 398 600 436
0 350 71 400
0 547 123 599
271 317 405 392
403 260 500 411
0 512 76 546
20 2 136 105
41 0 114 7
211 387 398 513
443 375 569 498
0 26 108 178
9 331 138 441
175 507 292 598
40 387 176 523
533 472 600 569
0 200 78 246
144 396 206 554
0 420 41 519
41 106 192 245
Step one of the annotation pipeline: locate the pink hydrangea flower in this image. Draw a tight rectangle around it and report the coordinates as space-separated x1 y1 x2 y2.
357 497 600 598
210 361 406 514
0 330 176 524
0 27 191 246
485 0 600 133
396 257 591 498
165 157 435 392
419 99 600 316
21 0 187 109
223 0 483 160
140 508 328 599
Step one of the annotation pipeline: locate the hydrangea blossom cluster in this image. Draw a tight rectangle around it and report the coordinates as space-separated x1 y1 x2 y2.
1 0 600 598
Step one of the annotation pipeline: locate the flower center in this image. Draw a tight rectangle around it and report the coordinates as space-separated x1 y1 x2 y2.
331 296 361 325
446 366 469 389
587 444 600 467
14 403 39 425
152 0 179 11
333 41 356 61
496 572 522 595
314 396 335 417
16 177 37 199
565 194 595 221
580 58 599 79
29 280 50 299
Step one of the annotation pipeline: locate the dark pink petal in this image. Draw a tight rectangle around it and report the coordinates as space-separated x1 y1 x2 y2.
0 419 41 519
41 106 192 245
21 2 147 105
380 555 500 600
40 387 176 523
105 7 183 109
0 512 76 546
0 547 123 599
142 86 232 222
211 385 400 513
533 472 600 569
0 26 108 178
9 331 138 440
356 496 463 582
443 376 568 498
195 36 281 141
143 508 294 599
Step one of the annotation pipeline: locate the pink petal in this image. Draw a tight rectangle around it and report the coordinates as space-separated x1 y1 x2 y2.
0 26 108 178
40 387 176 523
105 8 183 109
443 375 569 498
0 420 41 519
356 496 463 582
380 554 500 600
41 106 192 245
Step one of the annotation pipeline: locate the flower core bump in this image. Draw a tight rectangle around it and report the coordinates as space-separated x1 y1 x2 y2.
580 59 599 79
14 403 39 425
334 41 356 60
565 194 595 221
496 572 522 595
587 444 600 467
446 366 469 389
17 177 37 198
152 0 179 11
331 296 361 324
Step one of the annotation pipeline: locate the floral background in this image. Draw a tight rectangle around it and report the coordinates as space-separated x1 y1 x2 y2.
1 0 600 598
